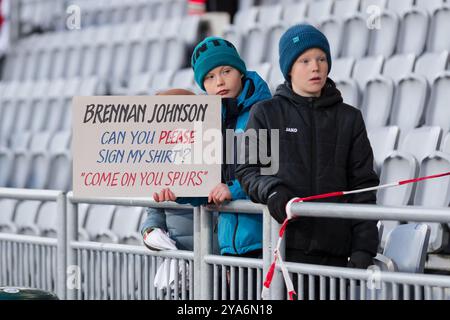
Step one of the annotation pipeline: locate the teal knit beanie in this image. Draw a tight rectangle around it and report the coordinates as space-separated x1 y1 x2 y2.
279 24 332 81
191 37 247 90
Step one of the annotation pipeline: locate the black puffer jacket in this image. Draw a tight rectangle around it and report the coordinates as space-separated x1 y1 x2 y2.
236 79 380 259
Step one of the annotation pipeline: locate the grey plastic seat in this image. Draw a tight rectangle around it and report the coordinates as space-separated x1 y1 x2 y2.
332 0 361 18
163 38 186 72
413 152 450 252
400 126 442 164
442 132 450 154
306 0 333 25
80 205 116 242
0 199 19 233
13 200 42 236
389 75 429 139
396 7 429 56
242 26 268 67
414 51 449 85
367 10 399 57
382 54 416 83
124 73 153 96
377 152 418 249
249 63 271 83
361 76 395 128
352 55 384 91
171 68 195 91
264 25 287 64
282 2 308 25
416 0 446 15
383 223 431 273
329 57 355 81
340 14 370 58
150 70 175 94
387 0 414 16
258 4 283 28
334 78 360 107
36 201 58 238
425 72 450 133
318 18 344 59
110 206 144 245
426 6 450 53
268 65 284 94
367 126 399 172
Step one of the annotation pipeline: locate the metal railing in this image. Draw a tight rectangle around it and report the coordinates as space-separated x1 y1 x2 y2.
2 188 450 300
0 188 66 299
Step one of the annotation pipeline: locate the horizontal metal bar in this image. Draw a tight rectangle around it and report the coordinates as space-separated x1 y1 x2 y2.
0 234 57 246
204 200 265 214
67 191 192 209
0 188 62 201
204 254 263 268
70 241 194 259
291 202 450 223
284 261 450 287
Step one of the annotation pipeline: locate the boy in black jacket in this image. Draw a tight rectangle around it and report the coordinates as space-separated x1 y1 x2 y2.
236 24 380 269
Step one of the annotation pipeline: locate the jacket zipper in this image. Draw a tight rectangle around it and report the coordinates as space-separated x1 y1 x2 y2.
310 98 317 195
232 213 238 254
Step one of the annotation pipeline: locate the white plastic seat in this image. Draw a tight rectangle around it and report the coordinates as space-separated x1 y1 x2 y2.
396 7 429 56
361 76 395 128
13 200 42 236
382 53 416 83
0 199 19 233
110 206 144 245
36 201 58 238
425 72 450 133
367 126 399 171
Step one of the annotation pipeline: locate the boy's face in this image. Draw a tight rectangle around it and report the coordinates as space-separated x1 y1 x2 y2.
203 66 243 98
289 48 328 97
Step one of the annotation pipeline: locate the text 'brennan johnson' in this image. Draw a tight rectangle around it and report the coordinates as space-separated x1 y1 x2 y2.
83 103 209 124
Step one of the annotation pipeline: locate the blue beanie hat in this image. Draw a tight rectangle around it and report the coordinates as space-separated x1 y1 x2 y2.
191 37 247 90
278 24 332 81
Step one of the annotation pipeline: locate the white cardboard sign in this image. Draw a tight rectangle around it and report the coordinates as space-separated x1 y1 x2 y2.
72 95 222 198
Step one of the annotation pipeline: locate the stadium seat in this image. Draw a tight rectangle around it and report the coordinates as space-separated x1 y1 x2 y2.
382 223 431 273
242 26 268 66
79 205 116 242
361 76 395 128
411 153 450 253
149 70 175 94
282 2 308 25
352 56 384 91
427 6 450 53
414 51 449 85
0 199 19 233
340 15 370 58
387 0 414 16
377 152 419 249
396 7 429 56
318 18 344 59
264 25 287 64
400 126 442 163
334 78 360 107
425 72 450 133
382 53 416 83
332 0 361 18
36 201 58 238
268 65 284 94
367 10 399 57
389 75 429 139
442 132 450 154
258 4 283 28
13 200 42 236
249 63 271 84
171 68 195 91
329 57 355 81
305 0 333 25
367 126 399 172
109 206 144 245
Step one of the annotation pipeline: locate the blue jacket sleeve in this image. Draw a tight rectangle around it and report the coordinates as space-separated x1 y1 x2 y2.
140 208 168 235
227 179 248 200
175 197 208 206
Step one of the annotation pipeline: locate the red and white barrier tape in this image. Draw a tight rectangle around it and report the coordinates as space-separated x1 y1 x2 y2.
261 171 450 300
